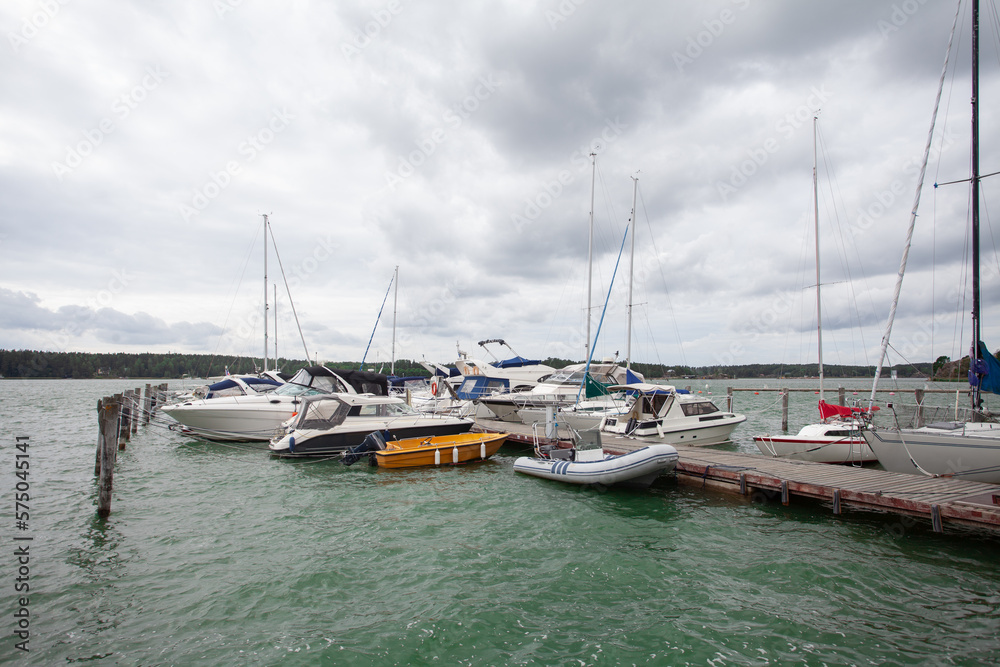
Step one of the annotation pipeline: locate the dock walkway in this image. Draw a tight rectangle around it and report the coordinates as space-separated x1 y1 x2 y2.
477 417 1000 533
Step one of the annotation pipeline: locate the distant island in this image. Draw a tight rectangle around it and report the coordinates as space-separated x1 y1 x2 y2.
0 348 943 380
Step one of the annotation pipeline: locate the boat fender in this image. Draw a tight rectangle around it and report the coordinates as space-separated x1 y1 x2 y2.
452 446 459 464
288 436 295 453
480 442 486 459
435 449 441 466
656 420 665 439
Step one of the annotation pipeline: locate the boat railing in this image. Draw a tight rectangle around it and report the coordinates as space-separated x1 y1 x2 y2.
885 402 999 429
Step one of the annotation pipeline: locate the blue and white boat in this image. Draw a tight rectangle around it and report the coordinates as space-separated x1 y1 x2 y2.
513 443 678 488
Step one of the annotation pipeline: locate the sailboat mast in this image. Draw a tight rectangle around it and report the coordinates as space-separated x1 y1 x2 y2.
262 213 269 373
626 174 638 369
813 117 824 402
972 0 982 410
586 152 596 360
274 284 278 369
391 265 398 377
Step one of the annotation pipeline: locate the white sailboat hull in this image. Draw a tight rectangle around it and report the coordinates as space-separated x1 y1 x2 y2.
863 425 1000 484
754 421 877 464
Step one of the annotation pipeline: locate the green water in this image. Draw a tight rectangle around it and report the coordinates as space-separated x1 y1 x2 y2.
2 378 998 665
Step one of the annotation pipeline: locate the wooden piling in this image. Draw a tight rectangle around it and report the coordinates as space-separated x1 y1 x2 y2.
143 384 152 424
119 390 131 448
727 387 734 413
97 396 120 518
132 387 141 434
781 388 789 431
915 388 925 428
838 386 845 405
833 488 841 515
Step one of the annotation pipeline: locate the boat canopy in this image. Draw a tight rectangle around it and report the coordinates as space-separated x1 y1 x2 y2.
291 395 351 430
202 376 282 398
493 356 543 369
608 383 676 395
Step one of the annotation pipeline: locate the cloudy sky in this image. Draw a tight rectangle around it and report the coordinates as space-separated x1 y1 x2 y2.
2 0 997 370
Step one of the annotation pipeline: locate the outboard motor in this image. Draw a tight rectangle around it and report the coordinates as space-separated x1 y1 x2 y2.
341 430 390 466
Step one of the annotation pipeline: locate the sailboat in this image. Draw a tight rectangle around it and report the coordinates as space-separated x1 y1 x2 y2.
862 0 1000 484
753 117 877 464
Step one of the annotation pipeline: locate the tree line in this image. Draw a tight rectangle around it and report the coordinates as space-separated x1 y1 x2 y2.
0 349 939 381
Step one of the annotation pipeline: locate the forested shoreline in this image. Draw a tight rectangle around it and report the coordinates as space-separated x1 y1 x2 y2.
0 349 934 380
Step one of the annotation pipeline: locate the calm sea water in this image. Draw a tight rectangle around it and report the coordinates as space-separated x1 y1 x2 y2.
2 378 999 665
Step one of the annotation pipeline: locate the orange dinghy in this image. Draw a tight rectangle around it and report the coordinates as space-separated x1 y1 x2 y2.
374 432 507 469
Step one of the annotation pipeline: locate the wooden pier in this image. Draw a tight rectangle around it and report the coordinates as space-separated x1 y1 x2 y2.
477 417 1000 533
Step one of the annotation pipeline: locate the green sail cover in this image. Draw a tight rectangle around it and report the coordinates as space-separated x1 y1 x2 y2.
584 373 610 398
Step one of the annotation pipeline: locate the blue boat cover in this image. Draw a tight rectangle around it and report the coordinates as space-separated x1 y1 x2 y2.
493 356 543 369
971 341 1000 395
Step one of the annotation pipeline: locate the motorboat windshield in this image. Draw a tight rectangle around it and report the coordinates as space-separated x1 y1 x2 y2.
274 367 352 396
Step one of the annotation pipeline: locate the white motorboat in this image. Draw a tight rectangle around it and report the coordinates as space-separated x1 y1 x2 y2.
600 383 746 446
477 360 642 422
513 443 678 488
862 3 1000 484
176 370 288 401
268 394 474 457
161 366 385 442
517 394 635 432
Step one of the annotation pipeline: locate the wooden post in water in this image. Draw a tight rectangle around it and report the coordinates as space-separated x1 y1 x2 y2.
117 391 129 449
727 387 733 413
781 388 789 431
97 396 120 518
838 386 845 406
915 388 925 427
131 387 141 434
143 384 152 424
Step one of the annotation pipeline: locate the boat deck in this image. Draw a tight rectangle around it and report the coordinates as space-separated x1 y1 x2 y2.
475 417 1000 533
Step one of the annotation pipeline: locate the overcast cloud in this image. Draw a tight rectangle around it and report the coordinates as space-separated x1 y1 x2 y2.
2 0 997 370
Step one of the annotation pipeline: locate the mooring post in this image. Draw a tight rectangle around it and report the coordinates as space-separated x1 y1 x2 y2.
833 489 841 515
143 384 152 424
116 391 128 449
915 388 926 428
931 504 943 533
739 472 746 496
95 398 106 476
727 387 734 413
781 388 789 431
131 387 141 434
838 386 845 406
97 395 120 518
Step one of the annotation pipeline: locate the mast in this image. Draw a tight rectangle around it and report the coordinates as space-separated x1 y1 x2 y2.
585 152 596 360
274 283 278 369
813 117 824 402
971 0 982 410
626 173 638 369
262 213 269 373
391 265 398 376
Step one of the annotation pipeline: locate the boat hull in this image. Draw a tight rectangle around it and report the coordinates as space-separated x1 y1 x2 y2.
375 433 507 468
602 414 745 446
161 397 298 441
513 444 678 488
271 420 474 457
753 435 876 464
863 425 1000 483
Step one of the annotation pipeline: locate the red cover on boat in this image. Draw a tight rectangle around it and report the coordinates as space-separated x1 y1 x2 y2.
818 400 879 420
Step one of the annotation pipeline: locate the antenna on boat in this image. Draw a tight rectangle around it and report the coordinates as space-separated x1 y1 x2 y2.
391 265 398 377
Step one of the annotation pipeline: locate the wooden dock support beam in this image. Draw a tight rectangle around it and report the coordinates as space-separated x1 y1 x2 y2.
781 481 789 505
931 504 943 533
96 396 120 518
833 489 841 515
781 388 789 431
739 472 747 496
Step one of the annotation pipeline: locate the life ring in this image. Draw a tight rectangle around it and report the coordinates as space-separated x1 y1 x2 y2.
470 366 480 375
431 380 438 394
